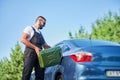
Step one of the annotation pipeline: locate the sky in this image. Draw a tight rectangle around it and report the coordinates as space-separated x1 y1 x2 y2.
0 0 120 60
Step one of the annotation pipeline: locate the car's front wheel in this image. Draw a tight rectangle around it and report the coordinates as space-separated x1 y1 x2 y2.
55 74 64 80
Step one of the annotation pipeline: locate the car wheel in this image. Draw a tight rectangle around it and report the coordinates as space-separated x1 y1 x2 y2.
56 74 64 80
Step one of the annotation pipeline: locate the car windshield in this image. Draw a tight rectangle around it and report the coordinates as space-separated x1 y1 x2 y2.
56 43 70 53
70 40 91 48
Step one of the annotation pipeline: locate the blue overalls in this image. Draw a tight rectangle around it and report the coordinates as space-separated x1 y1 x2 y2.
22 27 45 80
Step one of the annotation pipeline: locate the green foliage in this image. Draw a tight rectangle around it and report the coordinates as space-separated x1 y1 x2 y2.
69 26 90 39
69 11 120 43
0 42 23 80
91 11 120 43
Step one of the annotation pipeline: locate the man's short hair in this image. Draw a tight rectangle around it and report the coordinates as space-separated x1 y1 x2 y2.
36 16 46 22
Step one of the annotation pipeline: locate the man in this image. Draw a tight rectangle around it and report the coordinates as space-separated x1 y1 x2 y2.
21 16 50 80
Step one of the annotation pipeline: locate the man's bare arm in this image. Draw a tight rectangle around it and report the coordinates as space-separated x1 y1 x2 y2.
21 33 41 56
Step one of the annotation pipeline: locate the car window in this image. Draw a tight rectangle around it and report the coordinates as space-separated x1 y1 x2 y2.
62 45 70 52
70 40 91 47
56 43 70 52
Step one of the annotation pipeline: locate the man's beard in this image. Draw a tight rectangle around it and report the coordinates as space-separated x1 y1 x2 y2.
38 25 43 29
40 27 43 29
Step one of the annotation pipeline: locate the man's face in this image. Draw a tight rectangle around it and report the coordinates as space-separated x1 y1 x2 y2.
38 18 46 29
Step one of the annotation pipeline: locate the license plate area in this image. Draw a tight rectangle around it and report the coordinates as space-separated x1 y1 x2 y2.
106 70 120 77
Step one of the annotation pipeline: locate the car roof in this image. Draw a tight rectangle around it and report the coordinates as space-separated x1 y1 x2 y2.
56 39 120 56
60 39 120 47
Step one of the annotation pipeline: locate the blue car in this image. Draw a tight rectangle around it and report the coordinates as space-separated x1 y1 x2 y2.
31 39 120 80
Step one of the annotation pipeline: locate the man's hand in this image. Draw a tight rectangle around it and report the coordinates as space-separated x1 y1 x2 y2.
34 47 41 57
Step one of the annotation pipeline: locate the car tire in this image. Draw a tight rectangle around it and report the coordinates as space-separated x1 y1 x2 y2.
56 74 64 80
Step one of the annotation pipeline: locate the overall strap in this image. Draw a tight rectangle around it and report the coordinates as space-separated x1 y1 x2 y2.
31 26 41 34
31 26 36 32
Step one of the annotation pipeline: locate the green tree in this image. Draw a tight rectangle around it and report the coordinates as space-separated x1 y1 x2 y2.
91 11 120 43
69 11 120 43
0 42 23 80
69 26 90 39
